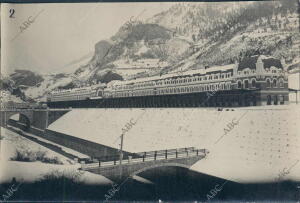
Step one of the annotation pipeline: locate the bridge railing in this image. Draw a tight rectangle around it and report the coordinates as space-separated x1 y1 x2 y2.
81 147 208 170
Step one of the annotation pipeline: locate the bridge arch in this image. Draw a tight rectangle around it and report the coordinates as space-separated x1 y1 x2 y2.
0 110 33 129
8 112 31 129
130 162 192 177
19 113 31 128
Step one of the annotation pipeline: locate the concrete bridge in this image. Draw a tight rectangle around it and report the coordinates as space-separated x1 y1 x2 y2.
2 109 208 183
0 108 70 130
81 147 208 182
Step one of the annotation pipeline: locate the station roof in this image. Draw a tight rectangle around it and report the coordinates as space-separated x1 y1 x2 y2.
238 55 283 71
109 64 235 87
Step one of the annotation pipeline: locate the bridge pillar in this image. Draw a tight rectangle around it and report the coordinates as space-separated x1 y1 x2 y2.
2 111 8 127
45 108 49 128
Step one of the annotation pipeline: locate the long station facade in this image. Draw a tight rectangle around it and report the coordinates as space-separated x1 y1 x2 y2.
47 55 289 108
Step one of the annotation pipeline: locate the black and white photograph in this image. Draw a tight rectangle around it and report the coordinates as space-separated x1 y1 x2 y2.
0 0 300 202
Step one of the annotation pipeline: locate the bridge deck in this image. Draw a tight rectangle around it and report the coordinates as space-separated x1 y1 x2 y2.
81 148 208 182
81 147 206 169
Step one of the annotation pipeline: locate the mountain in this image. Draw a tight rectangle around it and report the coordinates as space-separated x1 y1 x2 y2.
147 2 252 39
147 0 299 70
74 0 299 80
5 0 299 101
73 22 191 83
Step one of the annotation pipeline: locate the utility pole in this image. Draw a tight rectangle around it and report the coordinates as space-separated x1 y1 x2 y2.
4 111 7 127
298 66 300 104
119 133 124 179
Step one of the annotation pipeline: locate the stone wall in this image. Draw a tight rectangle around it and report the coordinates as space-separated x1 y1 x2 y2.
44 129 132 159
6 116 126 160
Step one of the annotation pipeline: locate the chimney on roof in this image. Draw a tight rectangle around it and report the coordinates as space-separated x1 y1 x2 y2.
205 66 209 69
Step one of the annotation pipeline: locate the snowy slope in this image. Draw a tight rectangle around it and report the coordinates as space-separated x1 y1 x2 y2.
0 127 112 185
47 106 300 183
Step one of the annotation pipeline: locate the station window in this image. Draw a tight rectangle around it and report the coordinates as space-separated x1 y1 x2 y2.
237 81 242 89
266 79 271 88
273 79 277 88
251 79 256 88
279 78 284 88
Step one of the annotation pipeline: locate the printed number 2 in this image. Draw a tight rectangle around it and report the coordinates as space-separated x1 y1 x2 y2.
9 9 15 18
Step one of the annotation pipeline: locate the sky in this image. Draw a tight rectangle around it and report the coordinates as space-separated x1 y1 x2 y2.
1 2 174 76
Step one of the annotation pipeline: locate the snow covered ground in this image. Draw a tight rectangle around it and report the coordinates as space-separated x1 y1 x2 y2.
0 127 71 164
0 127 112 185
8 125 90 159
1 104 299 184
47 105 300 183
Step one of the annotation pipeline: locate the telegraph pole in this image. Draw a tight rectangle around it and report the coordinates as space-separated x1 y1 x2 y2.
298 66 300 104
119 133 124 179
